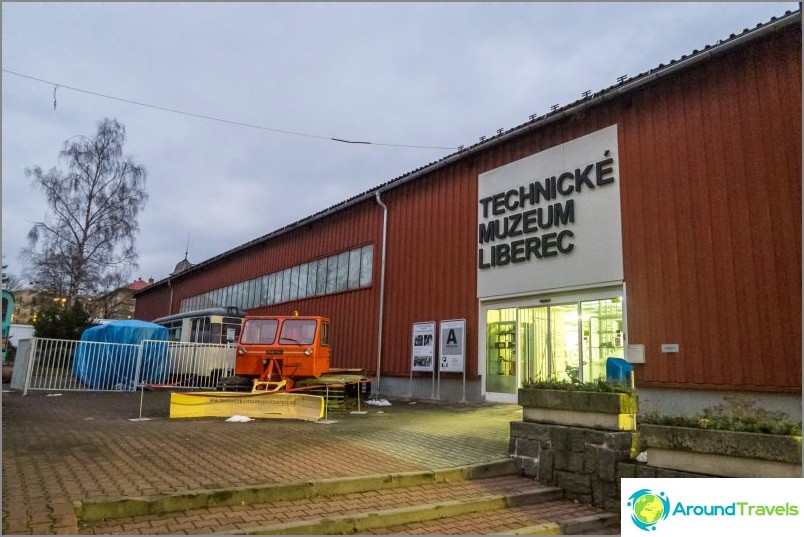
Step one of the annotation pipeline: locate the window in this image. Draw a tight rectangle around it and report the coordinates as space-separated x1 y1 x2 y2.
260 275 271 306
279 319 317 345
297 263 308 299
316 258 328 295
241 319 279 344
222 318 242 343
307 260 318 297
273 272 283 304
289 266 300 301
282 269 290 302
190 318 211 343
348 249 361 289
325 255 337 294
180 244 374 308
252 278 262 308
237 283 246 309
336 251 349 292
243 280 254 309
360 245 373 287
320 322 330 346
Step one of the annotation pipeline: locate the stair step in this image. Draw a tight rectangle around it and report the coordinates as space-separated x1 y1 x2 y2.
364 505 619 535
78 475 556 535
74 459 517 522
226 488 565 535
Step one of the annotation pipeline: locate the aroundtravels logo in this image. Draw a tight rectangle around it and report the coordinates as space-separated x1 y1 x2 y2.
623 479 802 535
627 489 670 531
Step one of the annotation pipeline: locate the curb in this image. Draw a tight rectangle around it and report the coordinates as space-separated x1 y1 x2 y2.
222 488 565 535
496 513 620 535
74 458 518 522
560 512 620 534
492 523 563 535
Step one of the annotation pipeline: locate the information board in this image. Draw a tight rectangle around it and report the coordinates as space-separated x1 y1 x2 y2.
411 322 436 372
439 319 465 373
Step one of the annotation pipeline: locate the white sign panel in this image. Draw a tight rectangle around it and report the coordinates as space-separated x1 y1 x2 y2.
411 322 436 372
477 125 623 298
626 344 645 364
439 319 465 373
621 478 803 536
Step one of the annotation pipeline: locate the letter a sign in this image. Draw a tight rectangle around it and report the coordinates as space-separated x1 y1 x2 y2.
439 319 465 373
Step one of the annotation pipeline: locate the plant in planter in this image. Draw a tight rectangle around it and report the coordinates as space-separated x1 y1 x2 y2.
639 395 802 477
518 377 638 431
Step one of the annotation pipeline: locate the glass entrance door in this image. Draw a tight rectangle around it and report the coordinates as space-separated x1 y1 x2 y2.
483 292 625 401
518 304 581 383
485 308 517 394
580 298 625 381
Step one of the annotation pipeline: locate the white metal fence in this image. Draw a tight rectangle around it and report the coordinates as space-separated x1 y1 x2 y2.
13 337 235 395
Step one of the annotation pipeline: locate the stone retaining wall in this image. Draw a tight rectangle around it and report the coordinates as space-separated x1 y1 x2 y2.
509 421 638 512
510 421 755 513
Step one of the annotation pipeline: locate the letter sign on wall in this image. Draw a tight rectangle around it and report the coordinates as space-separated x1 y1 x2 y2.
477 125 624 298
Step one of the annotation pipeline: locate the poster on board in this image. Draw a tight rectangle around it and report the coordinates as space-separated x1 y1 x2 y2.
439 319 465 373
411 322 436 372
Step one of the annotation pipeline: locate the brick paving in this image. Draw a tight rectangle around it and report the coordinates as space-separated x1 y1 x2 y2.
2 389 518 534
2 389 619 535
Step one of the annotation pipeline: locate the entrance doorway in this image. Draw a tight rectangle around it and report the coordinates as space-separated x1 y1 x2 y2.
483 291 625 402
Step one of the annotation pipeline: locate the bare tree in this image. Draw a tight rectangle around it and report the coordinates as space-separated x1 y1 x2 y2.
22 118 148 302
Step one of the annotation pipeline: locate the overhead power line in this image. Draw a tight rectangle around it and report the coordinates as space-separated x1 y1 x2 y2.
2 69 458 151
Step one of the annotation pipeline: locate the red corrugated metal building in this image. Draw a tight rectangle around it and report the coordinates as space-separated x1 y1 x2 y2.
135 12 802 417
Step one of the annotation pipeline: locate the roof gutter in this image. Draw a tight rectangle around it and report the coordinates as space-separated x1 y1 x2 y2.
135 11 799 296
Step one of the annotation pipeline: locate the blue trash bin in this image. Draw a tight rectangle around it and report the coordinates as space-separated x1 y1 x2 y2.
606 357 633 384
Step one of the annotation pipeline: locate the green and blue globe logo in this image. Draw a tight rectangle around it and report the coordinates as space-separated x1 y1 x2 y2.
628 489 671 531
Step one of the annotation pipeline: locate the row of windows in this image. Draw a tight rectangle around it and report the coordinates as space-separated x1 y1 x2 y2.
179 245 374 313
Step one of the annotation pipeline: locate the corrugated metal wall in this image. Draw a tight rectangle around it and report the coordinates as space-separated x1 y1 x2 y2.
137 203 383 373
136 22 801 392
616 27 802 392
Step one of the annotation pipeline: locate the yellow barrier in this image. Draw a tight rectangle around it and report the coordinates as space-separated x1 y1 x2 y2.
169 391 325 422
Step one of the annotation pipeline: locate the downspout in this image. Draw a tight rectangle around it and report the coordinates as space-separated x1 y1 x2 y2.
374 191 388 397
167 277 174 315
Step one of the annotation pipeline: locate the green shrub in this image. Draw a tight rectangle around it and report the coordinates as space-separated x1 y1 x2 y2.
640 395 802 436
522 376 635 395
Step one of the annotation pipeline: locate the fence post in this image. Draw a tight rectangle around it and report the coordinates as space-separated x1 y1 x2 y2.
133 341 145 392
23 337 38 396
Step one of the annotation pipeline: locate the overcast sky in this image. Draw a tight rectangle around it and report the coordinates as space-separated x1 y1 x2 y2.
2 2 798 289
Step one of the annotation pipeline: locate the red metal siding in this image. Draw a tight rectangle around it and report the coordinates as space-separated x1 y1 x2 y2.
618 27 802 392
136 202 383 374
136 22 801 393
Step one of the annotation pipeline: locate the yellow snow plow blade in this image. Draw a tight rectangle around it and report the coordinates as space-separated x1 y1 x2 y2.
169 391 325 422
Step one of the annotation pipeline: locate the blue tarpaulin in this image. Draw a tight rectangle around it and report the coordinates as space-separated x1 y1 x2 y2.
73 320 169 390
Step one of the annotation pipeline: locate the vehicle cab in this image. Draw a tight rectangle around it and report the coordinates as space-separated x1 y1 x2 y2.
235 315 331 380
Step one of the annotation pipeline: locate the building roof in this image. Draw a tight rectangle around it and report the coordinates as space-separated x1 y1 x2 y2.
134 8 801 296
127 278 151 291
171 257 194 276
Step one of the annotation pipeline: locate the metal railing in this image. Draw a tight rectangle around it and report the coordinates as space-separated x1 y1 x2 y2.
16 338 235 395
140 340 235 389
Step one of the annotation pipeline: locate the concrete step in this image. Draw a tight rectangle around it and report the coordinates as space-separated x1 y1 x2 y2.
74 458 518 522
357 501 619 535
75 458 620 536
77 473 570 535
77 473 619 535
225 485 567 535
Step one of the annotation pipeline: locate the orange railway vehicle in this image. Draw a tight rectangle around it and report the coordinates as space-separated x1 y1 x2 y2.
217 314 369 396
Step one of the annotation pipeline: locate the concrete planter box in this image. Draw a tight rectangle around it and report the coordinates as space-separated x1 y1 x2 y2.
640 424 803 478
517 388 637 431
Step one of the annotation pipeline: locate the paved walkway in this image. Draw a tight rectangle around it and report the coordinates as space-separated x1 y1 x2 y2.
2 388 522 534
